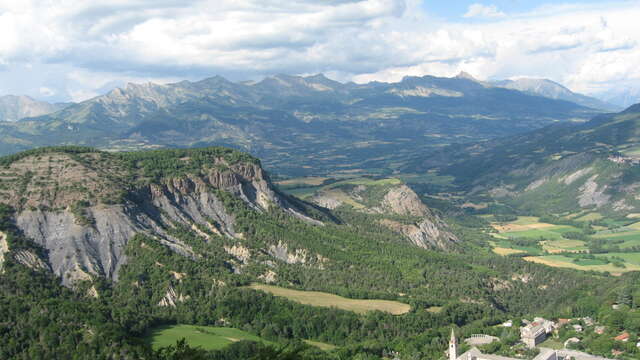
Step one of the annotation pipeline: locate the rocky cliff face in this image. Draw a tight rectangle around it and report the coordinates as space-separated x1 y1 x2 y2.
309 180 458 250
0 147 320 286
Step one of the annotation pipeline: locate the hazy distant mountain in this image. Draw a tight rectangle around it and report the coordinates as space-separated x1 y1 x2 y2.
0 73 601 175
0 95 69 121
596 86 640 109
492 78 619 111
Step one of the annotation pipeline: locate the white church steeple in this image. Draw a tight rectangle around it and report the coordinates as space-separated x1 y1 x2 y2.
449 328 458 360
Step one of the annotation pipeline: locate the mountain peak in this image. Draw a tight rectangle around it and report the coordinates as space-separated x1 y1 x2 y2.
455 71 478 81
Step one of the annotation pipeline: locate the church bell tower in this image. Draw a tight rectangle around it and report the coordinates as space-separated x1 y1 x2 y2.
449 328 458 360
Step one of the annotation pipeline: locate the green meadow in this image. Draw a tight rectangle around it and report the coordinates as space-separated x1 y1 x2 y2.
146 325 272 351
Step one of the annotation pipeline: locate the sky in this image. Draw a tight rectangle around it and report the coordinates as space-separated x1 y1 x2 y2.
0 0 639 102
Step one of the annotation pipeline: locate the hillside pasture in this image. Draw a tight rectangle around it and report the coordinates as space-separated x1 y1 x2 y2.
248 283 411 315
541 239 588 253
146 325 272 350
523 255 640 274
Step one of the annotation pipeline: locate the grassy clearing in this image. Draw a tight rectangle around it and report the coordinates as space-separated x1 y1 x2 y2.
576 212 603 222
146 325 271 350
248 283 411 315
593 230 640 243
323 189 365 209
492 247 526 256
426 306 443 313
303 340 337 351
595 253 640 266
523 255 640 274
542 239 587 253
276 177 329 186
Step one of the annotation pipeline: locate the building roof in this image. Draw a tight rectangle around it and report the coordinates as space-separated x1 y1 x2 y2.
614 332 630 341
557 349 616 360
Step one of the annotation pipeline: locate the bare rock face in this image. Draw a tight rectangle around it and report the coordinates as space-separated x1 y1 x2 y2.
267 241 309 264
0 230 51 273
310 181 458 250
578 175 611 208
15 205 190 285
380 218 458 250
13 250 51 272
0 232 9 273
3 149 321 286
157 286 189 307
379 185 431 217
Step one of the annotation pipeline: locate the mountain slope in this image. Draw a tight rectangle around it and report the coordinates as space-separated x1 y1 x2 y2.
0 95 69 121
410 104 640 215
0 74 602 176
0 146 326 285
0 145 630 360
308 178 459 249
492 78 619 111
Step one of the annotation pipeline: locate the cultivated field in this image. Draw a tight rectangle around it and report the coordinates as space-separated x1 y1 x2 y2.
303 340 337 351
541 239 587 253
492 246 526 256
276 177 329 186
249 283 411 315
489 216 584 255
146 325 271 350
523 255 640 274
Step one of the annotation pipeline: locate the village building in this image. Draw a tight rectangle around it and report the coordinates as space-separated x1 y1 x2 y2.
614 332 630 342
521 318 555 348
449 329 615 360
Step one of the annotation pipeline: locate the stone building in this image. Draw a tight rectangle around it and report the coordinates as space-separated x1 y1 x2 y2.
448 329 614 360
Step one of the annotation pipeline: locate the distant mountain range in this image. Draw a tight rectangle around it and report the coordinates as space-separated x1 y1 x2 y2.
409 103 640 216
0 95 69 122
596 86 640 109
0 73 606 176
491 78 620 111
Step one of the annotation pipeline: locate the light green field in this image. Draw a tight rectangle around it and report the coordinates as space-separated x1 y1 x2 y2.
542 239 587 253
322 188 366 209
249 283 411 315
510 216 542 225
276 177 328 186
146 325 271 350
303 340 337 351
503 225 580 241
576 212 603 222
593 230 640 246
524 255 640 274
324 177 402 189
595 252 640 266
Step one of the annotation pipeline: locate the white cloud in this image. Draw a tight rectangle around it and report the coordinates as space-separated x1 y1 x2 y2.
463 4 505 19
0 0 638 101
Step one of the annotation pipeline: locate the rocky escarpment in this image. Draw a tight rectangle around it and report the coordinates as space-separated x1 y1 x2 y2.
0 147 322 286
310 181 458 250
376 185 459 249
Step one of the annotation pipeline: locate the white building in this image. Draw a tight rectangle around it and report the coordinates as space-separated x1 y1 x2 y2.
449 330 615 360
